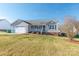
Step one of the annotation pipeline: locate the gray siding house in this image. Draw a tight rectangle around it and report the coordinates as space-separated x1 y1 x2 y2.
12 19 59 34
0 19 12 33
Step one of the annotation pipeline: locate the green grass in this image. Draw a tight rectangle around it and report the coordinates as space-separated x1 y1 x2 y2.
0 34 79 56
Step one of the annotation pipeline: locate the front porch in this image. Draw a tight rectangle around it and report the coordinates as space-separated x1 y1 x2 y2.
29 25 46 34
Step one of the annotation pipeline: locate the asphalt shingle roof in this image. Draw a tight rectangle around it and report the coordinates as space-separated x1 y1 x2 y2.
12 19 57 26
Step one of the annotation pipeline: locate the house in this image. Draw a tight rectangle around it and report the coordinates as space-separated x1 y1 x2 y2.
0 19 12 33
12 19 59 34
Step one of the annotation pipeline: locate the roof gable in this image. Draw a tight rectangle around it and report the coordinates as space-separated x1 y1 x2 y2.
12 19 31 26
47 20 57 24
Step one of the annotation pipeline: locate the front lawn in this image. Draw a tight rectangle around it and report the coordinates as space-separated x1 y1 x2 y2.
0 34 79 56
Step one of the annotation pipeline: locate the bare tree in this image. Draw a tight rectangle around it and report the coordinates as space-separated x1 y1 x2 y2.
59 16 77 40
73 20 79 35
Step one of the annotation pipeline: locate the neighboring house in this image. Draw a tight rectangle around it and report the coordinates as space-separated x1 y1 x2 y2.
0 19 12 33
12 19 59 34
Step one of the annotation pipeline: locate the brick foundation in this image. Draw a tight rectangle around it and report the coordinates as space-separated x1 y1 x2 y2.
29 31 59 35
47 32 59 35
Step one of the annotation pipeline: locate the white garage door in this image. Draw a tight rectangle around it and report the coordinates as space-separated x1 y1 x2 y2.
15 27 27 34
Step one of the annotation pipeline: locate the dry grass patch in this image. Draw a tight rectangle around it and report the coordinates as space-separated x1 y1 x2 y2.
0 34 78 56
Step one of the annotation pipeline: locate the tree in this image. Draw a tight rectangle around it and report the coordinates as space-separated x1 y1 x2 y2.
73 20 79 35
59 16 77 40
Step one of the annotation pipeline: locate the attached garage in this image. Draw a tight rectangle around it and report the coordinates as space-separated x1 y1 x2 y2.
15 26 28 34
12 20 30 34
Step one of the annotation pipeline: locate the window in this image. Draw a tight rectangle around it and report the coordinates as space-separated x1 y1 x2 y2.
55 25 56 30
43 26 45 31
49 25 54 29
31 26 34 29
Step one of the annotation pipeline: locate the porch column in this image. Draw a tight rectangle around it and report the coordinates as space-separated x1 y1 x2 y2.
41 25 43 34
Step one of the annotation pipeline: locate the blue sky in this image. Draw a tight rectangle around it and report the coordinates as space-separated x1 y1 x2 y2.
0 3 79 23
